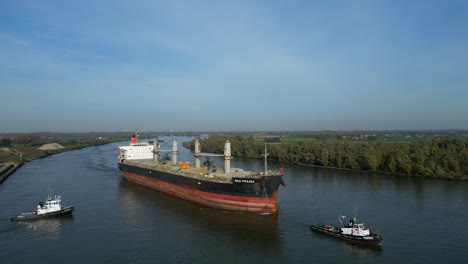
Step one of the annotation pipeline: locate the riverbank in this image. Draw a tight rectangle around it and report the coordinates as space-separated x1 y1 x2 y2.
0 162 20 184
0 139 122 185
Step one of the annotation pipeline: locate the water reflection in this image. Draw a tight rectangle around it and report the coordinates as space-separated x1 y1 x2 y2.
15 216 73 239
347 242 383 256
117 178 279 241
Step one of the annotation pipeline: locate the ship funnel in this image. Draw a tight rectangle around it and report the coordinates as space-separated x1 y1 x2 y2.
172 136 179 165
195 138 201 169
224 140 232 174
131 130 138 144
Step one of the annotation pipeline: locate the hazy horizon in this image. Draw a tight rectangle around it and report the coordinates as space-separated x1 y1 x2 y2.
2 1 468 133
1 128 467 135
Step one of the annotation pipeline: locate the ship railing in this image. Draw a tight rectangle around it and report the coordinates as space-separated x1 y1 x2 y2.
174 170 232 182
249 170 282 177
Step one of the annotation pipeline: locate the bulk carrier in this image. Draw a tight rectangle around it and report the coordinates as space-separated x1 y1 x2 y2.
117 135 286 214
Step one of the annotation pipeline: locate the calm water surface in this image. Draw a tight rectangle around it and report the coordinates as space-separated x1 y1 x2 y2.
1 137 467 264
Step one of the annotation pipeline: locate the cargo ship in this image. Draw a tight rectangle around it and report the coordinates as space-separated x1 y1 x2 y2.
117 135 286 214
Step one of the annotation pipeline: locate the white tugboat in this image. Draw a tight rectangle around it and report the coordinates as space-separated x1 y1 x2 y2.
11 188 74 221
310 209 382 246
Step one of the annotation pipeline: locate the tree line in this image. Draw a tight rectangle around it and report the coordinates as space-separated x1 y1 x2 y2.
185 136 468 180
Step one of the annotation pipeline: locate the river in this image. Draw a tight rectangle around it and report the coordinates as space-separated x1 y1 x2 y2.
1 137 467 264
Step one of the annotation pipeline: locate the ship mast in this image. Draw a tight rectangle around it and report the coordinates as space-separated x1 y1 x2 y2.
194 138 201 168
224 140 231 174
262 145 269 173
153 137 160 165
47 184 52 200
172 136 179 165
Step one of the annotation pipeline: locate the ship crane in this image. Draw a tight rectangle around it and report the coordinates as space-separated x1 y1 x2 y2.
192 138 232 174
152 136 179 165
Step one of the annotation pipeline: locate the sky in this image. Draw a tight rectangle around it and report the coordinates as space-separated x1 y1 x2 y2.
1 0 468 132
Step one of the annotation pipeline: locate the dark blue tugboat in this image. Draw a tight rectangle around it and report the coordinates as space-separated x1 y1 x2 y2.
310 212 382 246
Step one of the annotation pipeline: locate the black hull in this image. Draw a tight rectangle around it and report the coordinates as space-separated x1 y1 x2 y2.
310 225 382 246
118 162 285 213
11 206 74 221
118 162 284 198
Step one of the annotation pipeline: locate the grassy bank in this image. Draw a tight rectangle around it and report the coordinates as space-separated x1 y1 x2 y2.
0 132 133 184
0 133 130 164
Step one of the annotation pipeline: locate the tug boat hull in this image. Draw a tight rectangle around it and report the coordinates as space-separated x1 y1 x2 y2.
310 224 382 246
11 206 74 221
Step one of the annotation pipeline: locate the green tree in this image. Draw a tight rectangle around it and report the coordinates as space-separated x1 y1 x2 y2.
0 138 12 147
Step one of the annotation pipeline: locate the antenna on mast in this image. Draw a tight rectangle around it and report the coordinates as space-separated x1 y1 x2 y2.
353 205 359 221
262 145 269 173
47 184 52 200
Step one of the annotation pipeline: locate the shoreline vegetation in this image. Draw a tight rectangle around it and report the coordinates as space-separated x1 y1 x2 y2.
2 130 467 182
183 130 468 181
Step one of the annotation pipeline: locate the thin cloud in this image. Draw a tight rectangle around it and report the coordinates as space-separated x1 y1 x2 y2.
1 1 467 132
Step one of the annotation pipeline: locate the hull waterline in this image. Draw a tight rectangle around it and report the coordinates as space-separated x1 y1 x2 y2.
11 206 74 221
121 170 279 213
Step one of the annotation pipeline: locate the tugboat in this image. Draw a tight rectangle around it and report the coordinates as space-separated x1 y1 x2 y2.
11 189 74 221
310 211 382 246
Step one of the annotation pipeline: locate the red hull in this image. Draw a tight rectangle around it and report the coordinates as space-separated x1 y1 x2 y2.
121 171 279 213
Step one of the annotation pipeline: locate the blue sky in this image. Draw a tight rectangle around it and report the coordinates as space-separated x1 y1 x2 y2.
1 0 467 132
